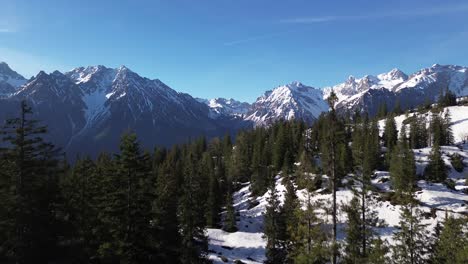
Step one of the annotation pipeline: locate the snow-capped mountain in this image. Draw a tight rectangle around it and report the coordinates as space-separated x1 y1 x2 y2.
324 65 468 115
197 97 251 118
0 62 27 97
1 62 468 157
245 81 329 126
0 63 248 158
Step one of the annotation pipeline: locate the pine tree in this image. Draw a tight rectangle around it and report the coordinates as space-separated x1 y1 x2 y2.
383 115 398 153
0 101 62 263
223 187 237 232
106 133 154 262
178 150 209 264
60 156 102 261
291 190 329 263
431 213 468 264
389 130 416 200
392 202 429 264
442 110 454 145
367 237 390 264
264 176 286 264
424 143 447 182
151 146 182 262
320 90 343 264
281 177 300 262
409 115 428 149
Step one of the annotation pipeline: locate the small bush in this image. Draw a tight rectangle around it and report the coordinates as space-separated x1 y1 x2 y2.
450 153 465 173
444 179 456 191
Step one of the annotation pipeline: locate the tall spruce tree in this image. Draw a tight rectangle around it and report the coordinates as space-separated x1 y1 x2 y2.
106 133 154 263
281 177 300 262
178 150 209 263
392 201 429 264
223 187 237 233
151 146 182 262
431 213 468 264
389 128 416 201
264 176 286 264
0 101 61 263
320 91 344 264
424 143 447 182
291 190 329 263
383 115 398 153
60 156 102 261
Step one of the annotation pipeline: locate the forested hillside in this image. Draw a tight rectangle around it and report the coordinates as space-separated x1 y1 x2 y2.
0 93 467 263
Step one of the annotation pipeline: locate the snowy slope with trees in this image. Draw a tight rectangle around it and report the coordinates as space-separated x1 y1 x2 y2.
207 105 468 263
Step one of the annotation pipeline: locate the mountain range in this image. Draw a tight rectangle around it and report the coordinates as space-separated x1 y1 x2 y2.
0 62 467 157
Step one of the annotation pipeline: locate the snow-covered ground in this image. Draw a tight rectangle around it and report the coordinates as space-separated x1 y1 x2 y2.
208 106 468 263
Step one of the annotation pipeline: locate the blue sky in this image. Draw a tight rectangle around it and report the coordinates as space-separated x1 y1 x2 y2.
1 0 468 102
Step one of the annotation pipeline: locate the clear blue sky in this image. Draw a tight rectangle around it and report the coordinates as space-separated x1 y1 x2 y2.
1 0 468 102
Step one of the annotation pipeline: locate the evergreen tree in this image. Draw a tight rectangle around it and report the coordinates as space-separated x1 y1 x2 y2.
0 101 61 263
100 133 154 263
431 213 468 264
264 176 286 264
151 146 182 262
389 131 416 200
60 156 102 261
367 237 390 264
178 151 209 263
291 190 329 264
320 90 343 264
409 115 428 149
281 177 300 262
383 115 398 153
424 143 447 182
392 202 429 264
222 188 237 232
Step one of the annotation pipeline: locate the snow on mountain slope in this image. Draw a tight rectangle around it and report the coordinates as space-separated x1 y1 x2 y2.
197 97 251 118
0 62 27 96
246 81 328 126
396 64 468 95
378 105 468 143
209 142 468 263
323 68 408 107
325 65 468 114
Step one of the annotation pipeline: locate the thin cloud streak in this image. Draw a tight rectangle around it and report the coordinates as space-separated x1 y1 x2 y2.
280 3 468 24
223 31 290 46
0 28 15 33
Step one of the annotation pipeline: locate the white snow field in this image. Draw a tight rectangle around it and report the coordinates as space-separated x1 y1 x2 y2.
207 106 468 263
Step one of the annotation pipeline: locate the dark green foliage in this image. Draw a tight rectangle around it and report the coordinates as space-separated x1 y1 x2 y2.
178 150 209 263
438 87 457 108
430 110 454 146
449 153 464 173
151 146 182 262
290 192 330 263
424 144 448 182
431 214 468 264
409 115 428 149
392 202 429 264
390 128 416 200
281 177 300 262
223 188 237 232
264 178 286 264
0 101 62 263
383 115 398 153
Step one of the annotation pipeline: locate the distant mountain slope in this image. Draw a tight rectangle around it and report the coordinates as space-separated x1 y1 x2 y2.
2 61 468 157
0 62 27 97
0 63 248 158
324 64 468 115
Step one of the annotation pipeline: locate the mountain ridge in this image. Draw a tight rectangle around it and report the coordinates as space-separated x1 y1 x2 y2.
1 61 468 157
